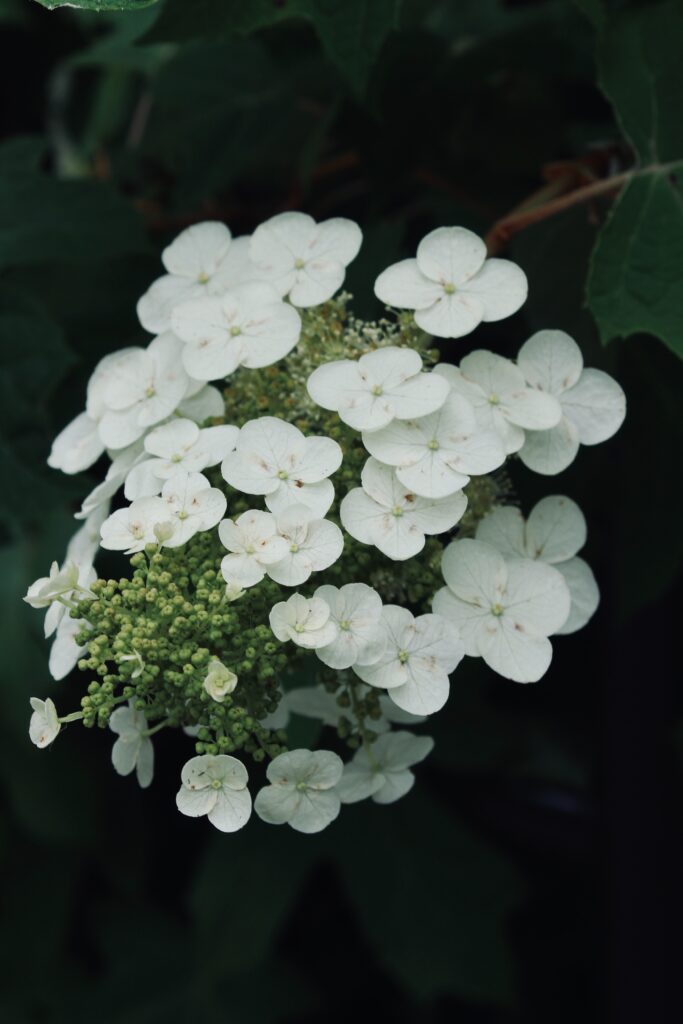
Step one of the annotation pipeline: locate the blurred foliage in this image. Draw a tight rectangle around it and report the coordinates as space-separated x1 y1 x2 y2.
1 0 681 1021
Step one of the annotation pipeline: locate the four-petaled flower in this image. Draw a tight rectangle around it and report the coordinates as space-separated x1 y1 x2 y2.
269 593 338 649
219 509 289 588
307 346 450 432
516 330 626 475
222 416 342 517
313 583 386 670
363 392 505 499
340 456 467 560
337 731 434 805
432 538 571 683
434 351 562 454
137 222 254 334
109 700 154 789
176 754 252 832
172 282 301 382
250 211 362 307
125 419 239 499
203 659 239 702
374 226 528 339
266 504 344 586
29 697 61 749
100 496 175 553
160 471 227 547
476 495 599 634
354 607 464 715
253 748 343 833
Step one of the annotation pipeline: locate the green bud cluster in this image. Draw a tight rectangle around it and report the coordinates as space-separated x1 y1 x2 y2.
74 531 291 760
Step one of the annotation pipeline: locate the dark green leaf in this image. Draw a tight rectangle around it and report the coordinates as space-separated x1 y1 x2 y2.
586 173 683 358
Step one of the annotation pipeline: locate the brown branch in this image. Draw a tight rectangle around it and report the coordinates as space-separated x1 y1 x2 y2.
485 169 633 254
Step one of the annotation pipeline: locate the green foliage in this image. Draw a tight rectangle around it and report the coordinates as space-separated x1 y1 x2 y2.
586 1 683 355
147 0 403 94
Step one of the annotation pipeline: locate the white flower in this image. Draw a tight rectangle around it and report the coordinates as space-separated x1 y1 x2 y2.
337 731 434 805
160 471 227 547
250 211 362 307
176 754 252 832
43 561 96 639
266 505 344 586
137 223 254 334
109 700 154 789
89 334 192 450
219 509 289 588
432 538 571 683
312 583 386 670
354 607 463 715
49 614 88 681
516 330 626 474
66 504 109 564
374 226 528 339
476 496 599 634
177 382 225 423
340 456 467 560
24 560 80 609
253 748 343 833
269 593 338 650
203 659 239 702
172 282 301 381
119 649 145 679
125 419 238 499
76 441 144 520
363 392 505 499
100 496 174 554
434 351 562 454
306 346 450 432
29 697 61 748
47 411 104 474
222 416 342 518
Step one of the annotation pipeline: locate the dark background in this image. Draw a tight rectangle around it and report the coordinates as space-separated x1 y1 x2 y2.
0 1 681 1021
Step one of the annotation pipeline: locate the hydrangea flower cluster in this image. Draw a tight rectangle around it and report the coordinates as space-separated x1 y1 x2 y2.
25 215 626 835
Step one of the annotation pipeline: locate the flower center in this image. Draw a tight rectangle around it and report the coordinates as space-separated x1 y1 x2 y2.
290 543 299 553
294 257 306 270
488 393 499 405
245 544 255 555
398 650 409 663
294 623 305 633
490 603 504 617
443 282 456 295
277 469 289 480
391 505 404 517
371 385 383 396
211 778 222 790
145 386 156 398
171 453 183 463
131 523 144 538
427 438 440 451
197 272 210 284
295 780 308 790
177 510 189 520
339 619 351 631
229 325 242 337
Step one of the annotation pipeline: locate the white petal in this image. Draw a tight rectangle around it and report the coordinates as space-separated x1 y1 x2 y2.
145 418 200 459
441 538 507 605
207 787 252 832
265 478 335 518
518 416 580 475
136 737 154 789
503 559 571 636
431 586 492 656
137 275 202 335
554 556 600 635
308 217 363 267
478 619 553 683
388 669 449 716
375 731 435 771
475 506 526 559
462 258 528 321
48 413 104 474
112 735 139 778
49 617 85 681
525 495 586 562
373 770 416 804
177 384 225 423
254 784 302 824
162 221 232 278
306 360 366 413
288 261 345 307
415 292 484 339
289 789 340 833
176 785 217 818
517 330 583 394
124 459 163 500
560 368 626 445
416 226 486 285
337 764 386 804
374 259 443 309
